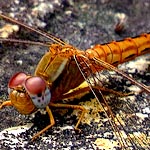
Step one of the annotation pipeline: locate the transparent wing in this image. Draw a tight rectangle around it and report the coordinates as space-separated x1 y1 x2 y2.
74 54 150 149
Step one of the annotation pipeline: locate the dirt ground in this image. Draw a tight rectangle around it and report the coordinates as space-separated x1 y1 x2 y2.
0 0 150 149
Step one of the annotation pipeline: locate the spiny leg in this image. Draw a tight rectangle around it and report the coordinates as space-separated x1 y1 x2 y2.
61 85 131 117
61 86 131 100
32 106 55 141
0 100 12 109
93 85 133 97
49 102 86 131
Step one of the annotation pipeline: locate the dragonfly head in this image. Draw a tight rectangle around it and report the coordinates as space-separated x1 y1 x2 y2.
8 72 51 115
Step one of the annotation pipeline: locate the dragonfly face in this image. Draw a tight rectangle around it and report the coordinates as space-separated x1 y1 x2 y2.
8 72 51 114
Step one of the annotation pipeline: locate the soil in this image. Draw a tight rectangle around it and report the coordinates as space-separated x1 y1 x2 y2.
0 0 150 149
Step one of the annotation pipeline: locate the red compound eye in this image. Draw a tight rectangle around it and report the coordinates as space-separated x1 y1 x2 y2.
8 72 27 88
24 76 46 95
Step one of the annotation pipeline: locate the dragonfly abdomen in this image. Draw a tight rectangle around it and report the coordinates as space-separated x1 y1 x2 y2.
86 33 150 66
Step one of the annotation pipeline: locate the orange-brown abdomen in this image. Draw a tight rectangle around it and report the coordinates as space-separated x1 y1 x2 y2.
86 33 150 66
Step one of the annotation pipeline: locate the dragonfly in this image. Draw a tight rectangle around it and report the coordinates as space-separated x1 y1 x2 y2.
0 13 150 149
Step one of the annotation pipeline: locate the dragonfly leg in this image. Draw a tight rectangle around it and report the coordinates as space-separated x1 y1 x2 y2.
61 87 90 99
32 106 55 141
62 85 131 100
49 102 86 132
93 86 133 97
0 100 12 109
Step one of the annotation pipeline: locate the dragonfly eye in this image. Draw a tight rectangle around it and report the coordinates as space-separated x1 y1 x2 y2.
24 76 46 95
8 72 27 88
24 76 51 108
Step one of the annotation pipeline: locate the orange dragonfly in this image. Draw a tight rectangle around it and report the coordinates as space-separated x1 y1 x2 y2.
0 14 150 149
